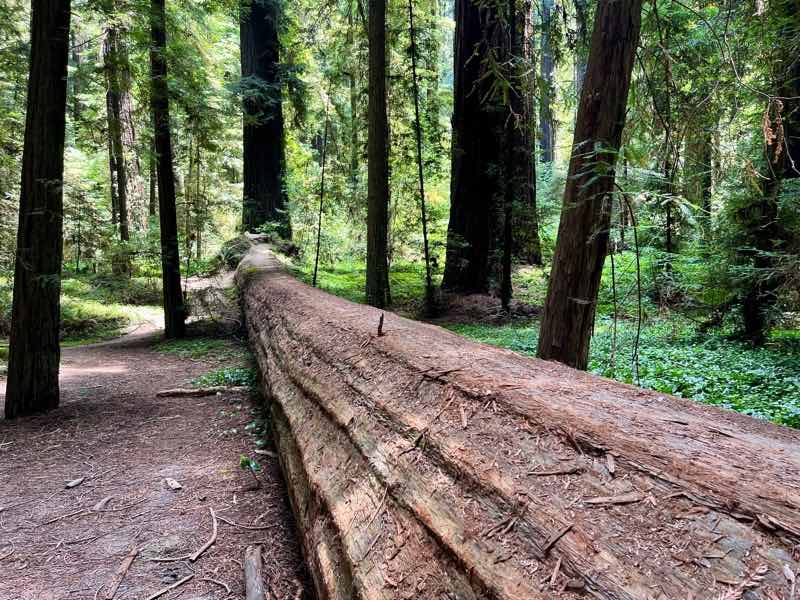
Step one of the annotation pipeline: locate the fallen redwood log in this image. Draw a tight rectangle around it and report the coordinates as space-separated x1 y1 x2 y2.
237 244 800 599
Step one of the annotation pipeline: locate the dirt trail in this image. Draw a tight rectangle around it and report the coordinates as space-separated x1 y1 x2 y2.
0 312 311 598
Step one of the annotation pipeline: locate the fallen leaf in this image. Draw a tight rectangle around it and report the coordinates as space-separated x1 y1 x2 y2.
65 477 85 489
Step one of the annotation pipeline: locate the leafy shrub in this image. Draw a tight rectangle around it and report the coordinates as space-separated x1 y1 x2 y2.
193 366 258 388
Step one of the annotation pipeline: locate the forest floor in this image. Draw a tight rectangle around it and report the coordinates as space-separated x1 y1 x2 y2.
0 274 312 600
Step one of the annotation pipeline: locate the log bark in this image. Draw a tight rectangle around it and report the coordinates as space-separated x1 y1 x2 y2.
238 243 800 599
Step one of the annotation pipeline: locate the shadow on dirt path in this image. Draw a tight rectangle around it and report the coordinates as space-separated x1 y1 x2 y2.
0 278 312 600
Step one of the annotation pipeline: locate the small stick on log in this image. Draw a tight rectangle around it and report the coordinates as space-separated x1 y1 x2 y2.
103 546 139 600
541 522 574 557
156 386 249 398
244 545 267 600
144 574 194 600
190 508 218 561
584 492 643 506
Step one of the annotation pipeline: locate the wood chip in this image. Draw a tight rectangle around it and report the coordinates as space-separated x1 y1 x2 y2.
584 492 643 506
164 478 182 491
66 477 85 489
606 454 616 476
93 496 114 511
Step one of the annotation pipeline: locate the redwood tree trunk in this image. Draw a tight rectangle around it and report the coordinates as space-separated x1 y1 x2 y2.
537 0 643 370
240 0 289 236
5 0 71 419
539 0 555 163
150 0 185 339
365 0 390 308
442 0 505 293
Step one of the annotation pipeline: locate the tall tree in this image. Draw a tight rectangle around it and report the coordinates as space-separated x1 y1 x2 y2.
539 0 555 163
240 0 289 236
103 26 130 243
514 0 542 266
537 0 643 370
365 0 390 307
740 0 799 343
442 0 506 293
150 0 185 339
5 0 72 418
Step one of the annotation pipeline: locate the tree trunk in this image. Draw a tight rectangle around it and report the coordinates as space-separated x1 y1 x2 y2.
68 25 83 123
240 0 289 236
365 0 390 308
103 27 129 243
5 0 71 419
149 132 157 217
150 0 185 339
513 0 542 266
538 0 555 163
442 0 505 293
116 32 146 231
740 0 799 343
573 0 589 95
537 0 643 370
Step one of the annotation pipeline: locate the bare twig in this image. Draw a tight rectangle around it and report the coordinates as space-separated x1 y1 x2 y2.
144 574 194 600
190 508 218 561
103 546 139 600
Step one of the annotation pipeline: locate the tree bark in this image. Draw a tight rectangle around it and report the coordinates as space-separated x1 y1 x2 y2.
513 0 542 266
537 0 643 370
5 0 71 419
442 0 505 293
538 0 555 163
365 0 390 308
103 27 130 243
240 0 289 236
150 0 185 339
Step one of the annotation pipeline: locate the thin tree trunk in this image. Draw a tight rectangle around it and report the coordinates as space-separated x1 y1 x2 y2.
365 0 390 308
150 0 185 339
103 27 129 242
539 0 555 163
408 0 434 311
117 33 146 231
514 0 541 266
537 0 643 370
149 133 157 217
5 0 72 418
240 0 289 236
442 0 505 293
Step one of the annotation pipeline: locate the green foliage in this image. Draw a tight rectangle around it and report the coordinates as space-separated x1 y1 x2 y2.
448 319 800 428
154 337 234 359
193 366 258 388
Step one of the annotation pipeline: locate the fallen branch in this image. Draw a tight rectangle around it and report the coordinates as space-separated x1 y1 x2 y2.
144 574 194 600
156 386 250 398
244 545 267 600
103 546 139 600
217 514 272 531
201 577 231 595
190 508 218 561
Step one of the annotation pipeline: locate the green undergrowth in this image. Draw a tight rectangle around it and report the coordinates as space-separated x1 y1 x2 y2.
193 366 259 389
153 336 247 361
448 319 800 428
1 274 161 348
